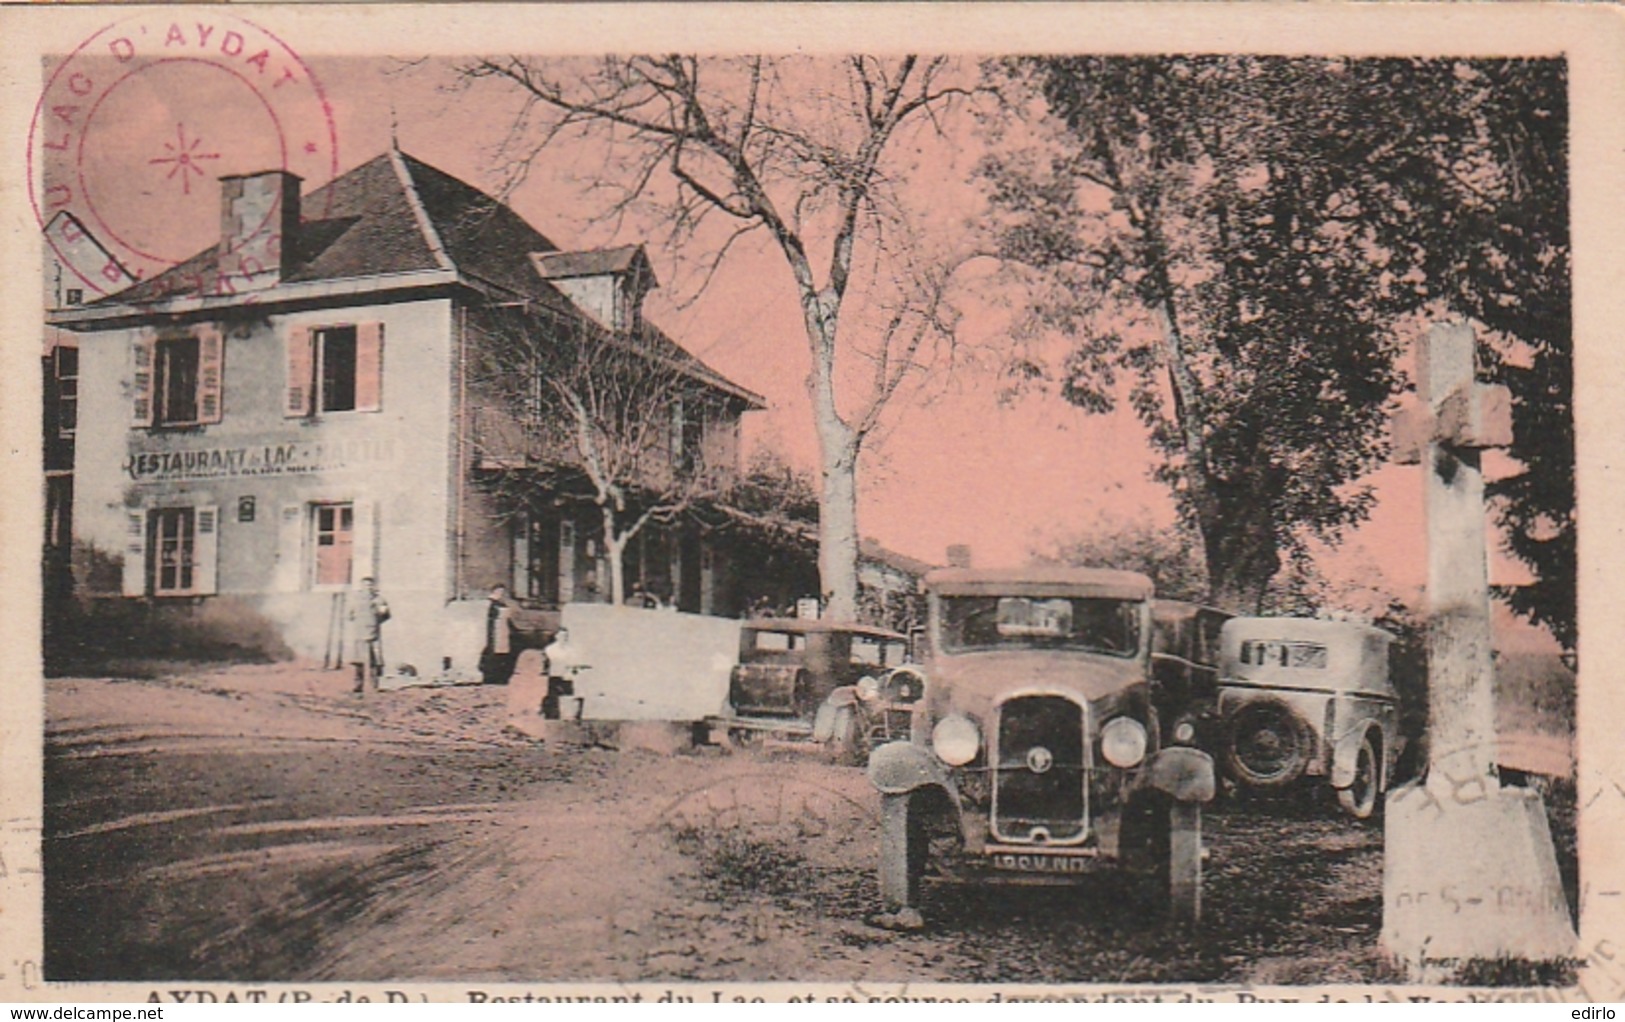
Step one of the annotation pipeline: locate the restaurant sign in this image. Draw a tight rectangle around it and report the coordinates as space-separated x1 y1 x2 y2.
125 438 397 482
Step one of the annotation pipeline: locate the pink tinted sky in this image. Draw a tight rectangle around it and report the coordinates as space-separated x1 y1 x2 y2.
55 52 1539 612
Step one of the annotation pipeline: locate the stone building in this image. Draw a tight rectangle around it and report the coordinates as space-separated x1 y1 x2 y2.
48 148 765 675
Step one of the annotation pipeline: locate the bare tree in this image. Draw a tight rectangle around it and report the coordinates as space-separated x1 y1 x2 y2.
460 55 976 620
470 305 728 606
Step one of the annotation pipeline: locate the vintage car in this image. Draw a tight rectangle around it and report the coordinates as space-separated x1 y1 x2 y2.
1150 600 1232 749
721 618 911 759
1216 616 1401 820
867 566 1219 926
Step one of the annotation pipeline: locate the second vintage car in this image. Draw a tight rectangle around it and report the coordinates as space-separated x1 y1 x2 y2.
867 565 1219 926
718 617 911 760
1216 615 1402 820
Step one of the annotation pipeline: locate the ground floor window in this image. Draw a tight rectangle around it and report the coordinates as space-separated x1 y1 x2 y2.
151 508 196 594
126 504 218 597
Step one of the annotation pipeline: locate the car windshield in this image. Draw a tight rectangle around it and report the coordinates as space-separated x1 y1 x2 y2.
940 596 1143 657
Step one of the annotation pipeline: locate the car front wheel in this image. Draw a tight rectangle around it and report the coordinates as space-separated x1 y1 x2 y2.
1336 731 1381 820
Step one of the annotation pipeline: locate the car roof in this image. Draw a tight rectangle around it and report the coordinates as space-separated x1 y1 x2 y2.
1221 616 1394 645
1153 599 1231 622
925 565 1155 600
742 618 908 640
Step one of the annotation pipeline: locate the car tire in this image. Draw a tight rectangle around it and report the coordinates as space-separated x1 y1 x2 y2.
1223 697 1313 790
878 792 925 913
1337 731 1381 821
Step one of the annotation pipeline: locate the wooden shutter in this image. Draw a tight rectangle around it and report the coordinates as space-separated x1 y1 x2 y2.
122 509 148 596
285 326 313 417
273 504 305 591
130 334 154 427
196 326 224 424
355 322 384 412
193 505 219 595
351 498 377 583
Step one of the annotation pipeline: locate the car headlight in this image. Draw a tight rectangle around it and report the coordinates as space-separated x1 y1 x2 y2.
931 714 981 766
1100 717 1148 768
883 667 925 704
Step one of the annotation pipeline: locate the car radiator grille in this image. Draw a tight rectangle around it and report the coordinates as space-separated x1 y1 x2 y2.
992 695 1087 843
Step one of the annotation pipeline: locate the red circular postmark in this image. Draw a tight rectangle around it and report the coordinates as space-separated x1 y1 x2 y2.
30 12 339 301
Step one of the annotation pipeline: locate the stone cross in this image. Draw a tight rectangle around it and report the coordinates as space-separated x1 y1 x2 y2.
1391 320 1511 791
1381 321 1574 975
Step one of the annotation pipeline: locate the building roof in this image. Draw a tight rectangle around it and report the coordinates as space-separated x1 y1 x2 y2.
85 149 762 408
859 538 936 579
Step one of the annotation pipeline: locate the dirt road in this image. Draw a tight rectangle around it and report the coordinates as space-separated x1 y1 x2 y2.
43 665 1569 986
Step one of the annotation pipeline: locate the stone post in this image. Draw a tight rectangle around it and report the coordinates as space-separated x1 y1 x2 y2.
1382 322 1575 976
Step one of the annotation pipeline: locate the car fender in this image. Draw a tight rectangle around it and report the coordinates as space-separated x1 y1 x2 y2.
811 687 861 742
868 742 970 846
1146 746 1217 803
868 740 955 798
1330 722 1377 790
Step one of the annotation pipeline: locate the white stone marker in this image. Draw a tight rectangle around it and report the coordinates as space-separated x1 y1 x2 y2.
1382 321 1575 976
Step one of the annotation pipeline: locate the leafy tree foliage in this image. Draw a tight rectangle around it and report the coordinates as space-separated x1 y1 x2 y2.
1386 61 1572 651
986 56 1419 611
1036 516 1208 604
986 57 1571 643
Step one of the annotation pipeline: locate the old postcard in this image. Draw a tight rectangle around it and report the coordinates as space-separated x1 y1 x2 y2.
2 1 1622 1005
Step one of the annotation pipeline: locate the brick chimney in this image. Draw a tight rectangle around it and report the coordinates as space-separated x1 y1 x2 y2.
218 170 300 291
946 544 973 569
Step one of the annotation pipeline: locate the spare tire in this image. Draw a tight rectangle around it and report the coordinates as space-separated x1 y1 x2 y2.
1223 697 1313 789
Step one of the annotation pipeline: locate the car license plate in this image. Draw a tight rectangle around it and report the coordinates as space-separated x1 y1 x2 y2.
990 852 1091 874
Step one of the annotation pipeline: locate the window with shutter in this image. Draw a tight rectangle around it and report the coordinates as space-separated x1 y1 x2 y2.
55 346 79 437
289 323 384 415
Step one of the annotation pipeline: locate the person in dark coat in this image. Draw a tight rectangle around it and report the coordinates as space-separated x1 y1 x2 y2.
480 584 518 686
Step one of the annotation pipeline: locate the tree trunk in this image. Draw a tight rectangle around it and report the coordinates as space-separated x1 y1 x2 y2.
602 505 626 607
1199 496 1278 614
818 434 861 621
800 282 861 622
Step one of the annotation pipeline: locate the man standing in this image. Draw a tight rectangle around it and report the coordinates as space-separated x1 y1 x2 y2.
349 576 390 695
481 583 517 686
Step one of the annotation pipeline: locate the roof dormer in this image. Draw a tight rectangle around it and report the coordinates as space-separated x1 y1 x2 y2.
530 244 657 334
